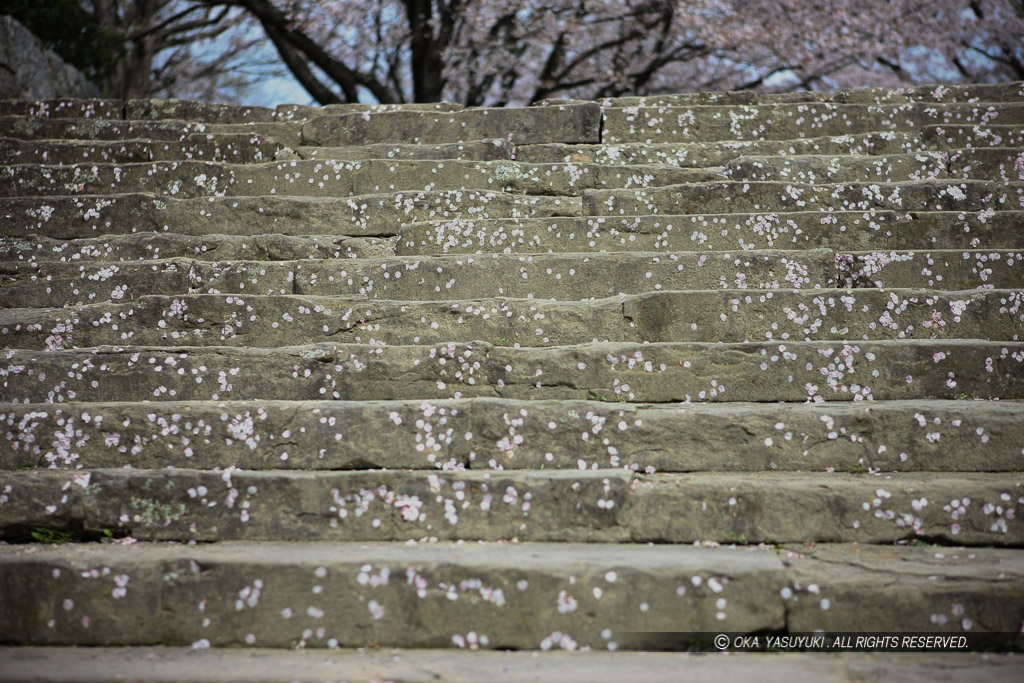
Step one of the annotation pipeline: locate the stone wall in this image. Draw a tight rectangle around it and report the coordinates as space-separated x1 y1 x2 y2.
0 15 101 100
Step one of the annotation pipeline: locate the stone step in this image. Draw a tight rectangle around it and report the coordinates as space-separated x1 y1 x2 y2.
3 289 1021 351
948 148 1024 181
601 102 1024 144
0 99 126 119
724 153 952 184
3 340 1021 404
603 81 1024 107
302 103 601 146
295 139 515 162
776 541 1024 634
922 124 1024 149
4 649 1020 683
0 137 152 164
396 211 1024 255
727 149 1022 184
0 251 839 307
0 98 280 123
0 541 785 648
0 116 193 142
2 398 1021 473
275 101 464 121
5 542 1019 651
583 180 1023 215
2 545 1022 658
721 149 1022 185
0 159 723 199
6 250 1019 308
0 134 287 165
6 127 1016 171
517 128 1021 168
8 153 1017 203
515 132 921 166
0 468 1021 544
1 191 579 240
3 124 1016 170
0 233 394 264
124 99 278 123
0 117 304 147
836 250 1024 289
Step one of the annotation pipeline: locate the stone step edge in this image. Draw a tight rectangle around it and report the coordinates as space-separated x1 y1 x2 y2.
6 95 1020 124
4 288 1022 352
6 147 1020 170
3 152 1019 197
0 648 1015 683
8 210 1023 260
3 398 1022 473
0 541 1020 650
0 191 583 241
6 339 1022 404
402 209 1024 224
4 178 1020 210
2 469 1021 546
9 286 1023 306
11 247 1024 269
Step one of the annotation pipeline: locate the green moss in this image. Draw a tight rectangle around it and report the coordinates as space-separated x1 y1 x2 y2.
29 526 73 544
130 496 186 528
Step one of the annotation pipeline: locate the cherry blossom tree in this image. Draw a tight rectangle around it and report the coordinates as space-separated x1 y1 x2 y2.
21 1 1024 103
197 0 1023 106
75 1 268 99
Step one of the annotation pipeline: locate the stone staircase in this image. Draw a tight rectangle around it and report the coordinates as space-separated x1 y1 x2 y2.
1 83 1023 678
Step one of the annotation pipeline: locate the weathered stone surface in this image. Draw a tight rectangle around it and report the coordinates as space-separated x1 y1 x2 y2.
606 81 1024 107
0 99 124 119
0 116 304 149
304 103 601 146
1 468 1021 544
0 116 195 142
2 83 1023 658
0 137 151 164
124 99 276 124
0 191 578 240
515 132 920 167
1 289 1021 351
296 139 515 162
0 133 284 165
623 472 1024 545
3 340 1022 404
0 98 278 123
208 250 834 299
601 102 1024 144
921 124 1024 149
0 17 101 100
948 148 1024 181
0 258 193 308
724 153 949 183
722 149 1024 184
275 101 463 121
780 543 1024 633
0 542 785 648
0 233 393 264
1 159 721 199
3 399 1022 473
396 211 1024 255
583 180 1024 215
0 649 1020 683
836 250 1024 290
0 250 837 306
765 81 1024 104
